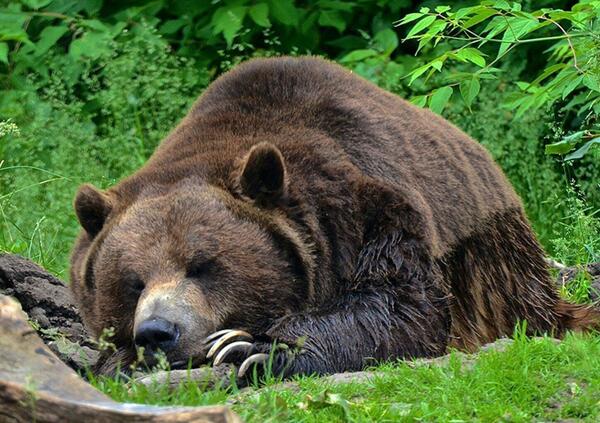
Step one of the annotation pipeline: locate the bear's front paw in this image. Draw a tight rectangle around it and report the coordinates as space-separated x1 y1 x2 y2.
203 329 292 379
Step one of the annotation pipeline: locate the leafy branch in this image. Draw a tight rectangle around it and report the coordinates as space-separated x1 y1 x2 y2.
396 1 600 159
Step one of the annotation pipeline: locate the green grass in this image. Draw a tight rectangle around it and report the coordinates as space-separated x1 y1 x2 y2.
89 333 600 422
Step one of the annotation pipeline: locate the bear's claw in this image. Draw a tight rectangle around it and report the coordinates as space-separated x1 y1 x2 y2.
205 329 252 359
238 353 270 378
203 329 235 344
203 329 293 381
213 341 253 366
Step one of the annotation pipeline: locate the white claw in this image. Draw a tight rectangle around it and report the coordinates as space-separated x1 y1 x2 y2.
206 330 253 359
213 341 253 366
203 329 235 344
238 353 270 378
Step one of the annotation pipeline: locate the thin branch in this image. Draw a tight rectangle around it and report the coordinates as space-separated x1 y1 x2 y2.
477 42 517 75
539 15 581 72
409 32 590 44
8 16 31 73
25 11 74 20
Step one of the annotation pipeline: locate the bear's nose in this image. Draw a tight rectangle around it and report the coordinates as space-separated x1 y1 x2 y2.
134 318 180 353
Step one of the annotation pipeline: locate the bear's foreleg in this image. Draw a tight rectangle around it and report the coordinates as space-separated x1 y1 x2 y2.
205 237 450 380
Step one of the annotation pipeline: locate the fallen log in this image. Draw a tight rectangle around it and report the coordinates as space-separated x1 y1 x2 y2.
0 294 241 422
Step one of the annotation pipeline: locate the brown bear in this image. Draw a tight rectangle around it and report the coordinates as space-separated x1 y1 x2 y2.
70 56 600 378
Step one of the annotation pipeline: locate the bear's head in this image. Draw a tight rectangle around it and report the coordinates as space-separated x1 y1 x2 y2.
70 143 313 371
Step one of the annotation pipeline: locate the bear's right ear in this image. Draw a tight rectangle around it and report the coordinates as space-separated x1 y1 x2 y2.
74 184 113 237
238 142 287 205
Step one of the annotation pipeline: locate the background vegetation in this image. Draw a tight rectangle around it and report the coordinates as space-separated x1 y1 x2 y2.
0 0 599 420
1 0 598 277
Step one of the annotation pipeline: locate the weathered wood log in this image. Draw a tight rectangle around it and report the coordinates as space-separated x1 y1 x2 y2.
133 365 235 393
0 294 241 423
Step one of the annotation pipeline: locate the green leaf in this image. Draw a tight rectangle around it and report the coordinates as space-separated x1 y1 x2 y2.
497 17 539 58
494 0 511 11
301 391 351 419
397 12 423 26
319 1 354 12
564 92 591 111
0 11 31 44
372 29 398 55
159 19 187 35
80 0 103 15
318 10 346 32
406 15 437 39
430 57 445 71
435 5 451 14
81 19 110 32
212 6 247 47
21 0 52 9
407 64 430 85
455 47 486 67
460 77 480 108
425 20 447 38
564 137 600 160
0 42 8 64
69 31 112 60
35 25 68 57
562 74 584 99
545 140 574 155
583 73 600 92
410 95 428 108
269 0 298 26
482 16 508 39
339 49 378 63
545 131 585 155
529 63 566 86
463 8 496 29
429 86 453 114
562 131 586 144
249 3 270 27
455 6 479 20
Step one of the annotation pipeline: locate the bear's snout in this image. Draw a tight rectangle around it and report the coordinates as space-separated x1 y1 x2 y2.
134 317 180 354
132 280 220 366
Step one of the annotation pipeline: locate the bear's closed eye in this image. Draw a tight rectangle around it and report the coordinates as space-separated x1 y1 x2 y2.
186 259 213 279
123 272 144 296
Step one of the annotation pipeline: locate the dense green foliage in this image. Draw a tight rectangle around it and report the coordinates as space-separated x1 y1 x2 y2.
1 0 598 277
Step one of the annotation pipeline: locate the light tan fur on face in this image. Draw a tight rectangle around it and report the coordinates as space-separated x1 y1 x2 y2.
134 276 218 356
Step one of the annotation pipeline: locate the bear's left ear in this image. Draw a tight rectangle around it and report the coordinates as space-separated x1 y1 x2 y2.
238 142 287 204
74 184 113 238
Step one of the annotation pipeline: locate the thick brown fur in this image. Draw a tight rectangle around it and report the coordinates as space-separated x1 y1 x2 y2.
70 56 600 377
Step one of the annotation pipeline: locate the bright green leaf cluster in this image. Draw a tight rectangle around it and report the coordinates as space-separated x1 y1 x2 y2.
397 0 600 159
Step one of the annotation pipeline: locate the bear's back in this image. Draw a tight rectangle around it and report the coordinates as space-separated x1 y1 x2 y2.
183 56 521 254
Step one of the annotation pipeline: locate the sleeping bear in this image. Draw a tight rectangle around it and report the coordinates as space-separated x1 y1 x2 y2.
70 56 599 378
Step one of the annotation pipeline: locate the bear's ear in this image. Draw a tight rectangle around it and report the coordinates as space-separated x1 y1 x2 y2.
74 184 113 237
238 142 287 204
